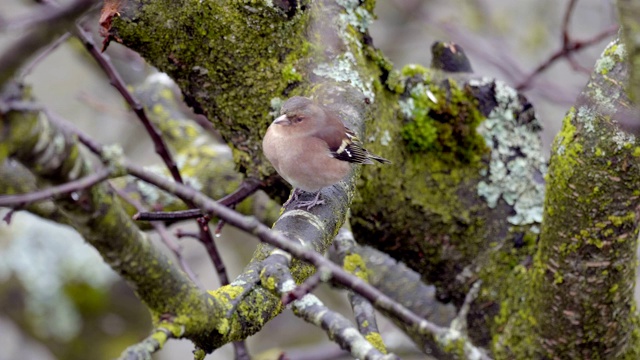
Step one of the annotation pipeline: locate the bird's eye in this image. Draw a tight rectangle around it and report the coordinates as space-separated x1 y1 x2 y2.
293 116 303 123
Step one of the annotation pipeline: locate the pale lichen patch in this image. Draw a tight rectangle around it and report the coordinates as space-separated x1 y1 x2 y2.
475 80 546 227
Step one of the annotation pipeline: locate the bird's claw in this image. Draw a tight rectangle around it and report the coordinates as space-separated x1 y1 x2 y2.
295 198 325 210
283 189 324 210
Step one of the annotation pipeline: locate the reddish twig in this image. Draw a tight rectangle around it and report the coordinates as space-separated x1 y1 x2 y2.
133 209 204 221
516 0 618 91
176 227 229 285
111 185 204 288
562 0 578 44
282 269 327 305
133 178 262 222
218 178 262 207
0 167 112 207
69 29 235 302
2 208 19 224
73 25 184 185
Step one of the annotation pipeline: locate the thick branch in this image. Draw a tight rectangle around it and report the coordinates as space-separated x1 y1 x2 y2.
497 38 640 358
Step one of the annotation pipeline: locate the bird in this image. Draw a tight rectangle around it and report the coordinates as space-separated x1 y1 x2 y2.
262 96 390 210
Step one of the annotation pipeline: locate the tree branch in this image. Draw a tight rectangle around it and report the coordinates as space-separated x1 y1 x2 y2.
0 0 97 87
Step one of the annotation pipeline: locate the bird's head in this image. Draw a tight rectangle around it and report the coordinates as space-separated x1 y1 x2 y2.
273 96 326 129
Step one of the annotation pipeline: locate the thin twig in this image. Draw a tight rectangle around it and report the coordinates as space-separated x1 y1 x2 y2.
516 9 618 92
176 226 229 286
0 167 112 207
282 268 328 305
111 185 204 288
218 178 262 207
72 25 185 184
0 0 97 87
133 179 262 222
562 0 578 46
19 32 71 79
134 209 204 221
2 208 19 224
450 280 483 333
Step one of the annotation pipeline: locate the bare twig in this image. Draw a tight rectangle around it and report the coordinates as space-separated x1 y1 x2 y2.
282 268 328 305
232 341 250 360
562 0 578 45
176 226 229 285
73 25 185 184
2 208 19 224
450 280 483 334
111 185 204 288
218 178 262 207
133 178 262 222
0 167 112 207
134 209 204 221
516 0 618 91
0 0 97 87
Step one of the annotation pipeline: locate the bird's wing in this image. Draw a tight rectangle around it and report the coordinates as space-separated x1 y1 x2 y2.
312 126 375 164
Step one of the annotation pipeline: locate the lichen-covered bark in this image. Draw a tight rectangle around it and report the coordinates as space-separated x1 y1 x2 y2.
0 85 226 351
617 0 640 102
495 39 640 359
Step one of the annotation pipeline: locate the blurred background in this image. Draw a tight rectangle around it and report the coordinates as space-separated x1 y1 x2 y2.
0 0 621 359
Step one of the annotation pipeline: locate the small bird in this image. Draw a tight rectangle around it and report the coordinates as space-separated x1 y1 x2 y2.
262 96 390 210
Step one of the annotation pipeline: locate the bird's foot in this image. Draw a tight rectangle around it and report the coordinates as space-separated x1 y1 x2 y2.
283 188 301 208
295 192 324 210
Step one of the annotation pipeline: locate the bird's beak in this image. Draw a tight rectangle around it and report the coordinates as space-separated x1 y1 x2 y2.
273 114 291 126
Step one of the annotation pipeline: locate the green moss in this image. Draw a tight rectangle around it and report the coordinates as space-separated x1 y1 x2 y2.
491 262 541 358
400 78 487 164
343 253 370 281
111 1 311 179
282 64 303 83
386 70 405 93
63 282 109 315
193 349 206 360
545 108 580 195
481 230 540 358
401 110 438 151
609 212 636 227
365 332 387 353
400 64 430 78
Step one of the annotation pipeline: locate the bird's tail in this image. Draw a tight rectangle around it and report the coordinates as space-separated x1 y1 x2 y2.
368 153 391 164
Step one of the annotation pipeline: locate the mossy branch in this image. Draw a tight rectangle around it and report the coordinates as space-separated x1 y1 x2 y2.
496 38 640 359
